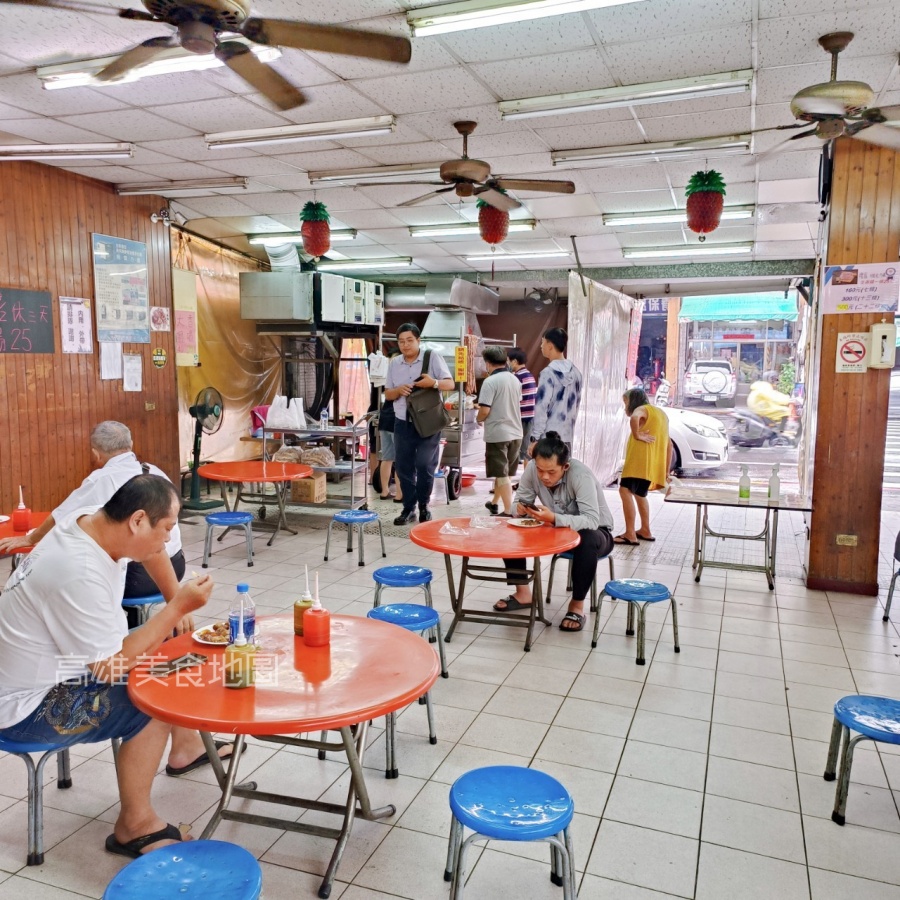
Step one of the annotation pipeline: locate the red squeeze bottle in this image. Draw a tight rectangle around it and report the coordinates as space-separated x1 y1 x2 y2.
304 596 331 647
12 486 32 532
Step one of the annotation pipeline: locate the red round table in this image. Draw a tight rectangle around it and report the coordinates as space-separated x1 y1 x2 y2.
0 511 50 569
197 461 312 545
410 516 580 651
129 613 439 898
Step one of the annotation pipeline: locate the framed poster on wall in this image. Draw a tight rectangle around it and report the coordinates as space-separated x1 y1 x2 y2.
92 233 150 343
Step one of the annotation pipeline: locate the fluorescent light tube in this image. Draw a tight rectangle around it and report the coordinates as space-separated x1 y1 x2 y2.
37 41 280 90
0 142 133 160
115 177 248 197
622 243 753 259
409 0 646 37
317 258 413 271
248 230 357 246
465 250 572 262
500 71 752 120
410 220 536 237
205 116 396 150
308 163 441 185
552 134 751 168
603 206 755 226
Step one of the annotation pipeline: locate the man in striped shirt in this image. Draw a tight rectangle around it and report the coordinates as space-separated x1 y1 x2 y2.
508 348 537 462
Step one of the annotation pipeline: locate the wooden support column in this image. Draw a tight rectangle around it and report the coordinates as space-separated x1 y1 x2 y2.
807 138 900 594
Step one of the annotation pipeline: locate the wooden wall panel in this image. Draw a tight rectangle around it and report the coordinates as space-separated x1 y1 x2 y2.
807 139 900 593
0 161 177 513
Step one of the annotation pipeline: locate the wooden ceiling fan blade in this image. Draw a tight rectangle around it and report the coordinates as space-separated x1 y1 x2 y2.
95 35 179 82
792 96 848 117
242 19 411 63
397 186 455 208
473 187 521 212
215 41 306 111
493 178 575 194
850 123 900 151
865 104 900 122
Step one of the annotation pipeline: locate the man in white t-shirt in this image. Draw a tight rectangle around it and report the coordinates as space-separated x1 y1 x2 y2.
0 475 212 858
0 421 234 778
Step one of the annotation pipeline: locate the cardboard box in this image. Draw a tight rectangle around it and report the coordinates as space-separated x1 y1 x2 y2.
291 470 327 504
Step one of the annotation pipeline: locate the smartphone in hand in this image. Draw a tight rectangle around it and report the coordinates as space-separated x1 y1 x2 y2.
148 653 208 677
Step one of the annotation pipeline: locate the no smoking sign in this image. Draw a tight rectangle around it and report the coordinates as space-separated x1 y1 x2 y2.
836 332 870 373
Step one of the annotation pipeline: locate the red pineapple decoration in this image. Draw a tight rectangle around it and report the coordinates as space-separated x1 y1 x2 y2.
685 169 726 241
299 201 331 258
477 198 510 245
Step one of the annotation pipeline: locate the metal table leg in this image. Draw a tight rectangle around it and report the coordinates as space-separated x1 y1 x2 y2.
692 504 702 571
766 508 778 590
695 504 708 582
444 555 469 642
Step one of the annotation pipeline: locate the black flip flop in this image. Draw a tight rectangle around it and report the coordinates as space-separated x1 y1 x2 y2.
559 612 586 632
493 595 530 612
637 534 656 542
165 740 244 777
105 823 184 859
613 535 639 546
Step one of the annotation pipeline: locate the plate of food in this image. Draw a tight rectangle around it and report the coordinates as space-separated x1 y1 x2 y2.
507 518 544 528
0 515 9 524
192 622 230 645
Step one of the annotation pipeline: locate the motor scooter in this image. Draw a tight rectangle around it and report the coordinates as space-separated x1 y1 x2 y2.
728 401 802 448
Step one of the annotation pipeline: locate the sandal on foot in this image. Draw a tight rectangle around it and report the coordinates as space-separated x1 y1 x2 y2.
493 595 529 612
613 535 639 546
165 740 244 777
637 533 656 542
105 823 184 859
559 612 586 632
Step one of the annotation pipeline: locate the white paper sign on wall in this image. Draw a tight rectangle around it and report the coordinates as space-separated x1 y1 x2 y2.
836 332 870 373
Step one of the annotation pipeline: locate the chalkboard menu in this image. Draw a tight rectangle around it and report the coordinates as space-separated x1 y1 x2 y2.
0 287 54 354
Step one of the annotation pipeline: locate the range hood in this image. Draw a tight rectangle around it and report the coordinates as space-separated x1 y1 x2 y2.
385 277 499 315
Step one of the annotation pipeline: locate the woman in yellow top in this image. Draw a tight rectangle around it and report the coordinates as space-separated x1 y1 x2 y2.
616 388 673 545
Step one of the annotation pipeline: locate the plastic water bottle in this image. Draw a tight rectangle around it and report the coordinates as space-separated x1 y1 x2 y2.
738 465 751 501
319 407 329 431
768 463 781 502
229 583 256 645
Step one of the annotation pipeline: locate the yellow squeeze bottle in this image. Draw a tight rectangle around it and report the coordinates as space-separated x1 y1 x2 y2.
294 565 315 636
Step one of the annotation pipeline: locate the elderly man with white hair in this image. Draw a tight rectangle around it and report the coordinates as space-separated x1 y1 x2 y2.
0 421 238 777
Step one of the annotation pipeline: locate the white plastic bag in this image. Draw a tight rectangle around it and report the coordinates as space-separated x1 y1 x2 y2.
267 395 296 429
288 397 304 428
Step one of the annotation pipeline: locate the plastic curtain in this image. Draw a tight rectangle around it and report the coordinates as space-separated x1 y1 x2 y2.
174 232 282 464
568 271 639 487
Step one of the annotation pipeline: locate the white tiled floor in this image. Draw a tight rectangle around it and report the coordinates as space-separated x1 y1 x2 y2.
3 481 900 899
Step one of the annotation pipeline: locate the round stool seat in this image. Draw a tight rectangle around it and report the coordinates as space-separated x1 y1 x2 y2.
205 511 253 527
368 603 440 632
0 736 67 754
373 565 433 587
450 766 574 841
121 593 163 609
834 695 900 744
604 578 671 603
333 510 380 524
102 840 262 900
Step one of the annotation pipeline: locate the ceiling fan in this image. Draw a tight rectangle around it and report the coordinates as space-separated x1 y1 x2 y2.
0 0 411 110
355 120 576 212
759 32 900 155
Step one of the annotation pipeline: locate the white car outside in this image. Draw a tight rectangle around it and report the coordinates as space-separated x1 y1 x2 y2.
663 406 728 472
684 359 737 405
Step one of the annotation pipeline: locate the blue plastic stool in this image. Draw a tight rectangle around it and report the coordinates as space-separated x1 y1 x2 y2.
102 839 262 899
444 766 576 899
121 592 164 626
203 511 254 568
0 736 73 865
546 549 616 610
824 695 900 825
367 604 448 778
372 565 434 609
325 510 385 567
591 578 679 665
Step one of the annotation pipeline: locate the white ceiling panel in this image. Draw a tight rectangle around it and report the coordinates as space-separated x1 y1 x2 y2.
61 164 151 182
262 83 389 123
756 222 816 241
378 241 453 257
0 74 128 117
443 130 551 159
271 148 381 170
2 117 109 144
328 209 406 229
186 196 268 217
663 158 757 188
95 72 238 108
352 68 496 114
603 25 752 84
59 108 198 141
758 202 822 224
128 161 239 180
200 156 303 178
758 177 819 203
722 182 757 205
630 94 752 120
593 190 678 213
402 105 506 140
760 0 893 16
756 148 823 180
358 140 461 165
149 98 291 134
579 166 673 194
339 121 431 148
234 193 309 215
366 227 418 243
640 107 752 142
756 55 898 105
256 0 403 22
488 153 555 175
520 193 601 219
534 120 646 151
590 0 750 43
755 240 816 256
436 13 595 64
471 50 615 99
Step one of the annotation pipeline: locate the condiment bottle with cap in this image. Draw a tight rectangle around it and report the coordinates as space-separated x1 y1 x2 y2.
303 572 331 647
224 606 257 689
293 565 314 636
12 485 31 532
